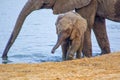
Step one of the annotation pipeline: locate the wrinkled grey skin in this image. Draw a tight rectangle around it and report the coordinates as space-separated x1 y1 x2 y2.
2 0 120 61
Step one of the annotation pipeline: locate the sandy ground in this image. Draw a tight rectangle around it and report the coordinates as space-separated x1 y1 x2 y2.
0 52 120 80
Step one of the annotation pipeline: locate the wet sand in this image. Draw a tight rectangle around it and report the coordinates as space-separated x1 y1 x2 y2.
0 52 120 80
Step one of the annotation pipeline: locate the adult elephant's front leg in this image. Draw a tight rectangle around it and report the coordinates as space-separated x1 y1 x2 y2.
82 28 92 57
93 16 111 54
76 0 97 57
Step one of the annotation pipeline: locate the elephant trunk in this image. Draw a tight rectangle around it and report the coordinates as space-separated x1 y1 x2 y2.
2 1 43 60
51 33 66 54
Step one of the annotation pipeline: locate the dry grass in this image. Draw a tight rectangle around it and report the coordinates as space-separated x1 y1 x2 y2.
0 52 120 80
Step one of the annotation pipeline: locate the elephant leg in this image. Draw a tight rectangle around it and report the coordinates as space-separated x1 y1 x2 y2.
76 48 82 59
76 0 97 57
82 28 92 57
66 39 80 60
76 35 84 59
93 16 111 54
61 41 69 61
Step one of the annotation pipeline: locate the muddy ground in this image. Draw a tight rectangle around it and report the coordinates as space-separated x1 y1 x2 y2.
0 52 120 80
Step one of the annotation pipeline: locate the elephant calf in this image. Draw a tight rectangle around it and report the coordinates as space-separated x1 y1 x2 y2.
51 12 87 60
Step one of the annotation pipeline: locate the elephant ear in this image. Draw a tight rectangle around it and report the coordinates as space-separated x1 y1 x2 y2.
55 15 64 25
70 28 78 40
70 19 87 40
53 0 91 14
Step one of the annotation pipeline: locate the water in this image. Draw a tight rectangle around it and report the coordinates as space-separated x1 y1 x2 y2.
0 0 120 63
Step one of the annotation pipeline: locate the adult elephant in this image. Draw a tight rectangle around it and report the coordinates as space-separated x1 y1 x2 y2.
2 0 120 60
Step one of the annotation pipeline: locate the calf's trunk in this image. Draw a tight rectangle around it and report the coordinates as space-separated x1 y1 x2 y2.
51 34 66 53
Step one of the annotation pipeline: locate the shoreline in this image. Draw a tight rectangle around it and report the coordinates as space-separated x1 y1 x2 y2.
0 52 120 80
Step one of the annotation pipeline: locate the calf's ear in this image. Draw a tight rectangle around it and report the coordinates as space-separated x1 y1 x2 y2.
70 28 77 40
55 15 64 25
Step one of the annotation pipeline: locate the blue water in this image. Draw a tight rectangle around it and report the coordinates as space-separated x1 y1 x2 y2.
0 0 120 63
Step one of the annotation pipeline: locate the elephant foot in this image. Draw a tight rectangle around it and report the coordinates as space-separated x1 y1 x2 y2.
76 53 81 59
66 54 74 60
76 56 81 59
83 48 92 58
101 47 111 55
2 56 8 64
62 57 66 61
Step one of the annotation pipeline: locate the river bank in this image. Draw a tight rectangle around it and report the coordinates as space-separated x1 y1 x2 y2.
0 52 120 80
